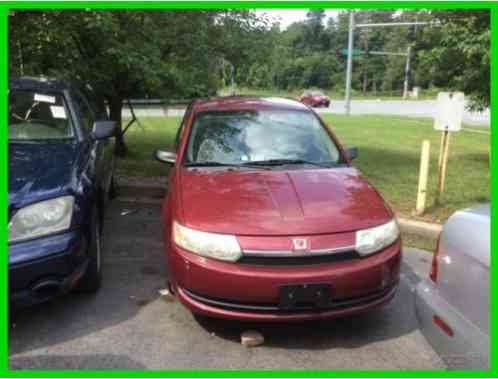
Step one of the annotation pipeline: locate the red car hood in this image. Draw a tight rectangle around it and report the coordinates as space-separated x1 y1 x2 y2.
179 167 392 236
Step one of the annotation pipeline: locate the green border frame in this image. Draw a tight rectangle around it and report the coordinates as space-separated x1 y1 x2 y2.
0 1 495 377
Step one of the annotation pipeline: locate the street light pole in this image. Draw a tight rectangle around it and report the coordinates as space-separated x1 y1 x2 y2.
345 11 354 116
344 19 437 107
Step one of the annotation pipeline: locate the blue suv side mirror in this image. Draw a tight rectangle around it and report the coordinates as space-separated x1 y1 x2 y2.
92 121 117 140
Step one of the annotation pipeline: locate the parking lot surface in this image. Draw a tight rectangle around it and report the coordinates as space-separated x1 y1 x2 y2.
9 201 446 370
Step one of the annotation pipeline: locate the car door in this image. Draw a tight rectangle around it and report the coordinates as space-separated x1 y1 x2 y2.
72 89 113 203
83 88 116 198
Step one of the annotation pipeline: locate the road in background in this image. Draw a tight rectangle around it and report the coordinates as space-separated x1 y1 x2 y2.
123 100 489 127
318 100 489 127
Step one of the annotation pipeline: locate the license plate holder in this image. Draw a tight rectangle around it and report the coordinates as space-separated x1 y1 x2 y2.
279 283 331 310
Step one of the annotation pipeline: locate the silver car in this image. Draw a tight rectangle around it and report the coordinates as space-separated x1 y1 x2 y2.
415 204 489 369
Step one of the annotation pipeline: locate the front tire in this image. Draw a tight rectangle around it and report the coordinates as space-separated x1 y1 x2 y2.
74 205 103 293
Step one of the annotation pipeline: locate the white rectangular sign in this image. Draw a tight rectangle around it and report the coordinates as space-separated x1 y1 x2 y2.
34 93 56 104
50 105 67 119
434 92 465 132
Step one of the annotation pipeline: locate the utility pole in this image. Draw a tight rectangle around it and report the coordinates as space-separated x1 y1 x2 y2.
344 19 438 107
402 45 412 99
344 11 354 116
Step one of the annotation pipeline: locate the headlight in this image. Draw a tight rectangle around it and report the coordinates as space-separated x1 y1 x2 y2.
8 196 74 243
355 219 400 256
173 221 242 262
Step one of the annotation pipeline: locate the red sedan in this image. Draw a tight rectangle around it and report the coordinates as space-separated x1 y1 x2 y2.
155 96 401 321
299 90 331 108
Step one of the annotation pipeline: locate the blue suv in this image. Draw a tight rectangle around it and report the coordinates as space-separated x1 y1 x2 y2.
8 77 117 307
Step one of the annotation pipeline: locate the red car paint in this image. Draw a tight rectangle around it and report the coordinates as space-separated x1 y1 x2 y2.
299 91 331 108
161 96 401 321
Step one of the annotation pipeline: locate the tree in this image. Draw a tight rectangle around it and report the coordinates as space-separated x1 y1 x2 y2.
8 10 265 155
303 9 327 51
428 10 490 110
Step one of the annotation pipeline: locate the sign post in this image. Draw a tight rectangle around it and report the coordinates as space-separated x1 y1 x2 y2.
433 92 464 204
416 139 431 215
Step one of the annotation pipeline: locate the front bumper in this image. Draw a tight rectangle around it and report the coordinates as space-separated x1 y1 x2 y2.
9 231 88 307
169 240 401 321
176 284 397 321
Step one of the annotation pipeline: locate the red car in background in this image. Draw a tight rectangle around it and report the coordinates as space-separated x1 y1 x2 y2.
299 90 331 108
155 96 401 321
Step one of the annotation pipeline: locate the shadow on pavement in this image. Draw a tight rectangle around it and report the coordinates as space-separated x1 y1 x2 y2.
9 202 167 356
194 279 419 351
9 201 442 370
9 354 146 370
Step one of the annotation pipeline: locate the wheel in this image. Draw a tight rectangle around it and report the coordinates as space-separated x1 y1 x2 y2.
74 205 103 293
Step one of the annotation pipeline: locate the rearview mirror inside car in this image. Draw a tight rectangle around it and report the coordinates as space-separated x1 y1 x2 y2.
154 150 176 165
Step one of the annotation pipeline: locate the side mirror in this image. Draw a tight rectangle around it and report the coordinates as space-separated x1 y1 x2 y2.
345 145 358 160
154 149 176 165
92 121 117 140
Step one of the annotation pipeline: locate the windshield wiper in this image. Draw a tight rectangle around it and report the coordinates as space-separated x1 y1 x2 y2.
185 161 271 170
244 159 336 168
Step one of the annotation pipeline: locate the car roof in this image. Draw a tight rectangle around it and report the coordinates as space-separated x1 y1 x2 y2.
9 76 73 92
191 96 309 113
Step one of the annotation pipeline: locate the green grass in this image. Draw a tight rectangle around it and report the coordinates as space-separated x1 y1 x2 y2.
323 115 489 222
118 117 180 178
402 232 437 252
118 114 489 223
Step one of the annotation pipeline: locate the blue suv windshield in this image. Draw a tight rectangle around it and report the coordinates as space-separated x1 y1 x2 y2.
9 89 74 141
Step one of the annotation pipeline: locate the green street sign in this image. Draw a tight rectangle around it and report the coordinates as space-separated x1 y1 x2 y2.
339 48 364 56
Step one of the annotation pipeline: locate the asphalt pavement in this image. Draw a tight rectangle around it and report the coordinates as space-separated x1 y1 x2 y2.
9 200 446 370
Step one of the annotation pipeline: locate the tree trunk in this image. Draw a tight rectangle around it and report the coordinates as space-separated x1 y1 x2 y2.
362 71 368 94
108 96 127 157
362 33 368 94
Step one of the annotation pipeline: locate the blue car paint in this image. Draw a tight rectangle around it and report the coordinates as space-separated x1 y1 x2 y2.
9 230 84 266
8 141 97 237
9 141 78 208
8 141 97 305
8 78 115 306
8 140 98 255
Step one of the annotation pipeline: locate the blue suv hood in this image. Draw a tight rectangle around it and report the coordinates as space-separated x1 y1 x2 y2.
8 141 79 211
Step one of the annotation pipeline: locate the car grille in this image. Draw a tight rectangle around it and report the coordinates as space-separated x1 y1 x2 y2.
239 251 358 266
183 285 396 312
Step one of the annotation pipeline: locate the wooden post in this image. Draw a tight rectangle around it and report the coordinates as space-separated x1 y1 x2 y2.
437 131 445 169
416 140 431 215
436 130 451 204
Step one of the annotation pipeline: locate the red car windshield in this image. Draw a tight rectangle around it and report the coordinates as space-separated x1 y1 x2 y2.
185 110 341 166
